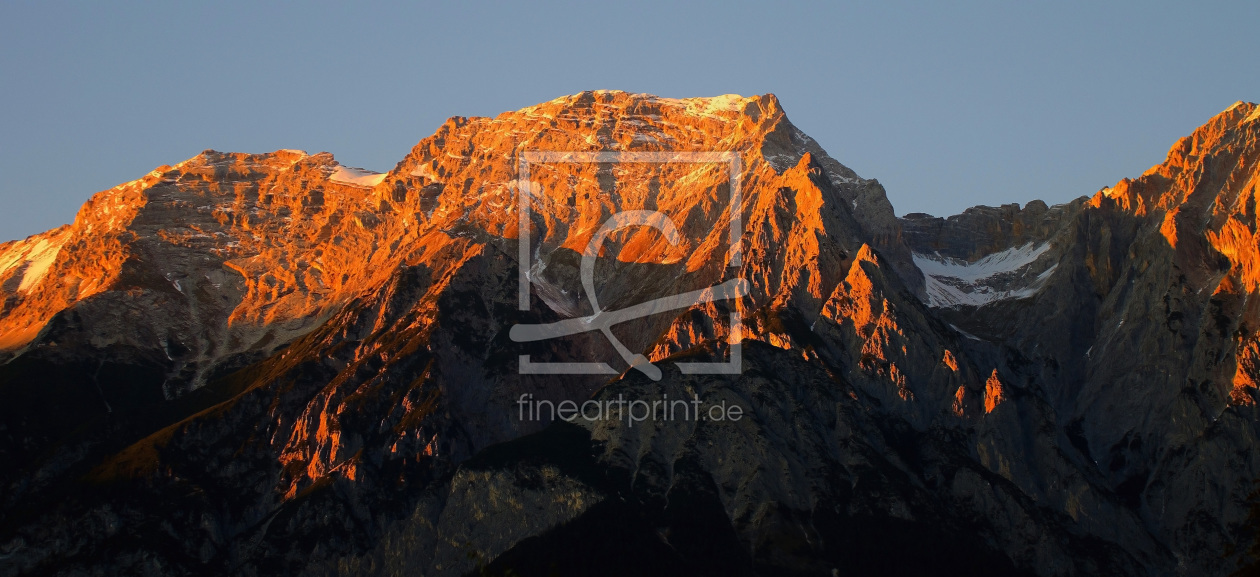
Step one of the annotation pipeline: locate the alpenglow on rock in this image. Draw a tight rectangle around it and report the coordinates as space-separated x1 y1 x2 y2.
2 92 1260 576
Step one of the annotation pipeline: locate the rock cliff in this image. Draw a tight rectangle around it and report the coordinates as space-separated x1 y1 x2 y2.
2 92 1260 576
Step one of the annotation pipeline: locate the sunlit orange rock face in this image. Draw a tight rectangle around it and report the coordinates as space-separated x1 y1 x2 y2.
1232 338 1260 405
1091 102 1260 286
257 92 941 495
952 384 967 416
983 369 1004 414
0 91 932 491
1081 102 1260 405
8 93 1260 577
0 150 424 393
821 245 911 396
897 100 1260 576
0 93 914 384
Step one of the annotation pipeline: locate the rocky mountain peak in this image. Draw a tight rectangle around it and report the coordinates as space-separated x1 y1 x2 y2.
8 95 1260 577
0 92 918 376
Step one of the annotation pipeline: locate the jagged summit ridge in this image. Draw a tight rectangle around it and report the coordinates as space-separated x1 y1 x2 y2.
0 91 916 363
5 94 1260 576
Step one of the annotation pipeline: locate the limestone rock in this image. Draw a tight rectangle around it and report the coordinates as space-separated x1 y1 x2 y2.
4 94 1260 576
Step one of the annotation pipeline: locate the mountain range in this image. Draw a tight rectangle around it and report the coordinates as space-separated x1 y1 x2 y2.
3 91 1260 576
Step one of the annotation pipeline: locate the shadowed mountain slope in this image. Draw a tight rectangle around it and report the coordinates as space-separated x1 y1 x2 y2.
3 93 1260 576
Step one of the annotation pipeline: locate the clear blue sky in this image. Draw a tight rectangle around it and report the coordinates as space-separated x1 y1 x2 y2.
1 1 1257 241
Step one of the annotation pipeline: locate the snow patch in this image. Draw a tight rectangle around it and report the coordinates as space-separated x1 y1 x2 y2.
950 324 983 341
329 165 387 187
830 173 859 186
654 94 750 119
15 236 66 292
1246 105 1260 124
915 242 1051 283
0 246 25 278
409 163 441 181
914 243 1056 308
764 153 801 172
